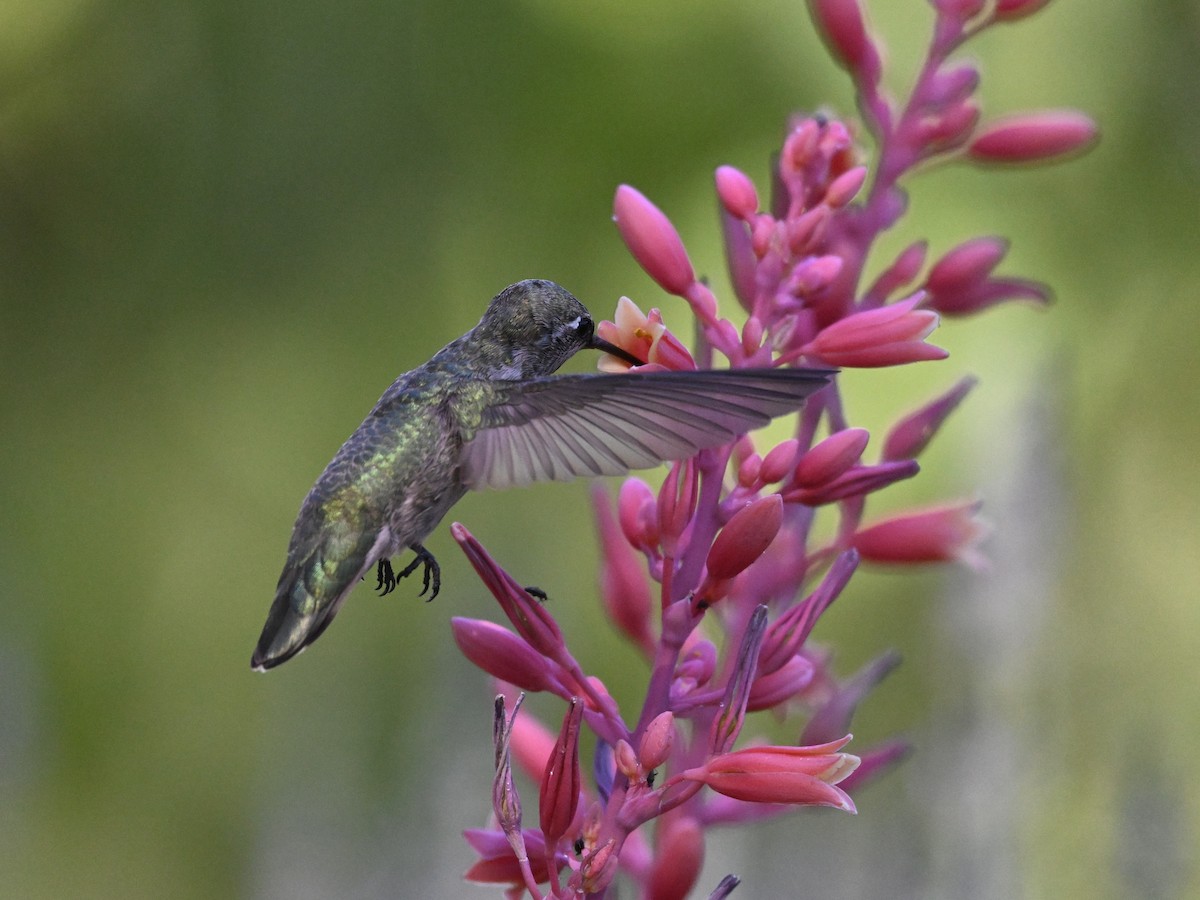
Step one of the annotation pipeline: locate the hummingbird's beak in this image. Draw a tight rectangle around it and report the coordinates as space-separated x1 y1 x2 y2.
590 336 645 367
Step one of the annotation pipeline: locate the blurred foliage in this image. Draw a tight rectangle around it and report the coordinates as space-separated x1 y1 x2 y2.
1 0 1197 897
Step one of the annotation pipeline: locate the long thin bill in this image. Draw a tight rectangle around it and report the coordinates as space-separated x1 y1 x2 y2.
590 336 645 367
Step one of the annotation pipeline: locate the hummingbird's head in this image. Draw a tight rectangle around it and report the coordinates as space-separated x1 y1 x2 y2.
477 280 643 378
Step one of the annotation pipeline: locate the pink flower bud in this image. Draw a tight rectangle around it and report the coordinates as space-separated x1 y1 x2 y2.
800 295 948 367
794 428 869 487
760 439 800 484
613 185 696 294
715 165 759 219
968 110 1098 164
638 711 676 772
452 618 559 693
647 817 705 900
882 376 977 460
925 236 1008 293
852 500 988 567
917 100 981 150
807 0 881 84
786 206 830 253
748 654 815 710
925 63 980 107
824 165 868 208
539 699 584 847
706 495 784 581
737 452 762 488
681 736 859 810
787 254 844 295
994 0 1053 22
751 215 777 258
865 240 927 302
741 315 764 356
674 638 718 695
618 477 659 551
614 738 640 781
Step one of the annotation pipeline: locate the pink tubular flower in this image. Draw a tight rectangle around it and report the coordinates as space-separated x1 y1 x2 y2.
968 110 1098 163
595 297 696 373
852 500 989 568
613 185 696 295
452 523 566 658
800 295 948 367
679 736 860 811
463 828 554 887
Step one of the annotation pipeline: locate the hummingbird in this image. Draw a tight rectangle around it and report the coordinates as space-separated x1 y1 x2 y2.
252 279 831 670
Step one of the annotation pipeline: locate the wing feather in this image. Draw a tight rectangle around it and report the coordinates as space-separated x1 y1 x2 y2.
461 368 832 490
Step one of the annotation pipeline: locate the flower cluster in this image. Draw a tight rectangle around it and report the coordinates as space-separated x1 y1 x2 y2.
455 1 1093 896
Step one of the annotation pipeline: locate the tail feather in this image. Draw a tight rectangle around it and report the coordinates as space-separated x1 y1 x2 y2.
251 525 390 671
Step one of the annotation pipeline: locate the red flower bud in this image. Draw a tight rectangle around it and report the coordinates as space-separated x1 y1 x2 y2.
539 699 584 847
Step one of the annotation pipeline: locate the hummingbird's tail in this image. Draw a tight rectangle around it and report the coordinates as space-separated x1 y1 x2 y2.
251 526 390 671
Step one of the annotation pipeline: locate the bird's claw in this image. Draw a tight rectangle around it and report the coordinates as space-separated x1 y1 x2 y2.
397 544 441 601
376 558 399 595
376 547 440 600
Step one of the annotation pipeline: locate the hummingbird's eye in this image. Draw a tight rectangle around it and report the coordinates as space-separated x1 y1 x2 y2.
575 317 594 340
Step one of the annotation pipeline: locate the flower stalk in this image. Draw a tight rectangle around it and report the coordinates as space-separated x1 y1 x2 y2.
457 1 1092 895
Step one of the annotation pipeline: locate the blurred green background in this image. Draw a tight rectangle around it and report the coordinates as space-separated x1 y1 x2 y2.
1 0 1196 897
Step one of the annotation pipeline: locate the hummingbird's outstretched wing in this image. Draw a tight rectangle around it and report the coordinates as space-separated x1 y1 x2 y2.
461 367 833 490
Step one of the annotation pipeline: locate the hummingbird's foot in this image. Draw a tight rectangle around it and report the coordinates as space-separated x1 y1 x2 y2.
376 558 399 596
398 543 441 601
524 586 548 602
